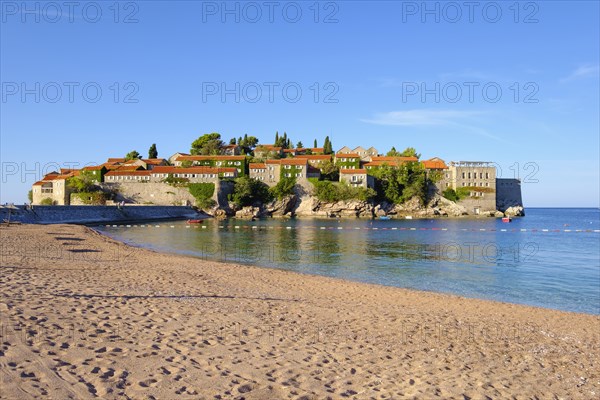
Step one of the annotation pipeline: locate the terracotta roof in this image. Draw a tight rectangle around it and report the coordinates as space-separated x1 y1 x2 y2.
176 155 245 161
83 165 106 171
60 168 79 174
106 158 126 164
371 156 418 162
265 159 307 166
294 154 331 160
336 153 360 158
283 149 297 153
422 158 448 170
249 163 267 169
308 147 324 153
142 158 166 165
340 169 367 174
151 166 237 174
222 144 239 149
105 170 151 177
105 165 143 171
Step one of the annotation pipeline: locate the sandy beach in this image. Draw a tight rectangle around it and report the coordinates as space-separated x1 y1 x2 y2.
1 224 598 399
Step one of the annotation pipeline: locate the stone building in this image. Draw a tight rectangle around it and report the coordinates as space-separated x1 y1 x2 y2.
339 169 374 189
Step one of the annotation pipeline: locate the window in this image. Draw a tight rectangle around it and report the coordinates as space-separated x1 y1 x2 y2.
296 173 301 177
486 182 489 187
479 172 483 179
446 182 450 187
462 182 466 187
462 172 465 179
485 172 489 179
468 172 471 179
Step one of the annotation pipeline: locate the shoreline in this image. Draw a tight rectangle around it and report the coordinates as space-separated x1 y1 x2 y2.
1 223 599 398
94 224 593 317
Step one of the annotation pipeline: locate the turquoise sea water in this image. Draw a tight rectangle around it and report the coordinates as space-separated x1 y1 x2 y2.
96 208 600 315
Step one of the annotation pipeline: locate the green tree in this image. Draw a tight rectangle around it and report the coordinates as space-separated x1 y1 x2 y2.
386 146 400 157
270 177 296 200
190 133 224 155
319 159 339 181
229 138 237 145
67 172 96 193
231 177 272 207
442 188 459 202
125 150 141 160
240 135 259 154
148 143 158 159
313 139 318 148
399 147 421 159
40 198 54 205
28 190 33 202
323 136 333 154
296 141 303 149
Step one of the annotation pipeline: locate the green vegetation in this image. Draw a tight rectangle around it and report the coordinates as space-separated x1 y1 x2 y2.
312 181 376 202
274 131 292 149
442 188 459 202
270 177 296 200
318 159 339 181
230 176 272 207
399 147 420 159
370 161 428 205
163 174 189 186
28 190 33 202
191 133 224 155
74 191 107 205
148 143 158 159
323 136 333 154
40 198 54 205
188 183 216 209
125 150 141 160
67 173 96 193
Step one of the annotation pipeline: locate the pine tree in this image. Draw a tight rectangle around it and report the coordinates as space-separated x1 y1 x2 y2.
296 141 303 149
275 131 279 144
323 136 333 154
313 139 317 148
148 144 158 159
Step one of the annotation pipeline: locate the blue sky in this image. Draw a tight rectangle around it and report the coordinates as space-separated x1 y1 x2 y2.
1 1 599 207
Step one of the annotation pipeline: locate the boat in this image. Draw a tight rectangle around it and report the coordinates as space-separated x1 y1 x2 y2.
378 216 391 220
186 219 204 224
502 216 512 223
405 216 413 220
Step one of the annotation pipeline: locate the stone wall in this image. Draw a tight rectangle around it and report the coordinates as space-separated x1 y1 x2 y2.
496 178 523 212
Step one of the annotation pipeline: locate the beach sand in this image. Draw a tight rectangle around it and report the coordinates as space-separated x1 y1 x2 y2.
1 224 598 399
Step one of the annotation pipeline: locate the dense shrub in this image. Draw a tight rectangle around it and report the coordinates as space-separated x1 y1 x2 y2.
442 188 459 202
313 181 376 202
231 176 272 207
188 183 216 209
40 198 54 205
270 177 296 200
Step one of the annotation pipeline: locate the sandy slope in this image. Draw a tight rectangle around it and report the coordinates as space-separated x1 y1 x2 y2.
0 224 598 399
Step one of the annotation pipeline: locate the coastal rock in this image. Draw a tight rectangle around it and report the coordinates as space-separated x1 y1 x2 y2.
494 210 505 218
235 206 260 219
264 195 297 217
504 206 525 217
293 197 373 218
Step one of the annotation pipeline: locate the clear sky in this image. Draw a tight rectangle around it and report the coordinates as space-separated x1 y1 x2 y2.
1 1 599 207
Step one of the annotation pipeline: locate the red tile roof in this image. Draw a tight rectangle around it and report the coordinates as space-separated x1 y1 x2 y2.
340 169 367 174
371 156 418 162
336 153 360 158
83 165 106 171
106 158 126 164
265 159 308 166
175 155 245 161
151 166 237 174
249 163 267 169
105 170 151 177
294 154 331 160
422 158 448 170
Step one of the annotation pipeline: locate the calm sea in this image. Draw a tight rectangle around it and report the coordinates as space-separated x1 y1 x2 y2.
96 208 600 315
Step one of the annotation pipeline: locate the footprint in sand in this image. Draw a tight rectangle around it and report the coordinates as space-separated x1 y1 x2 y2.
139 378 158 388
